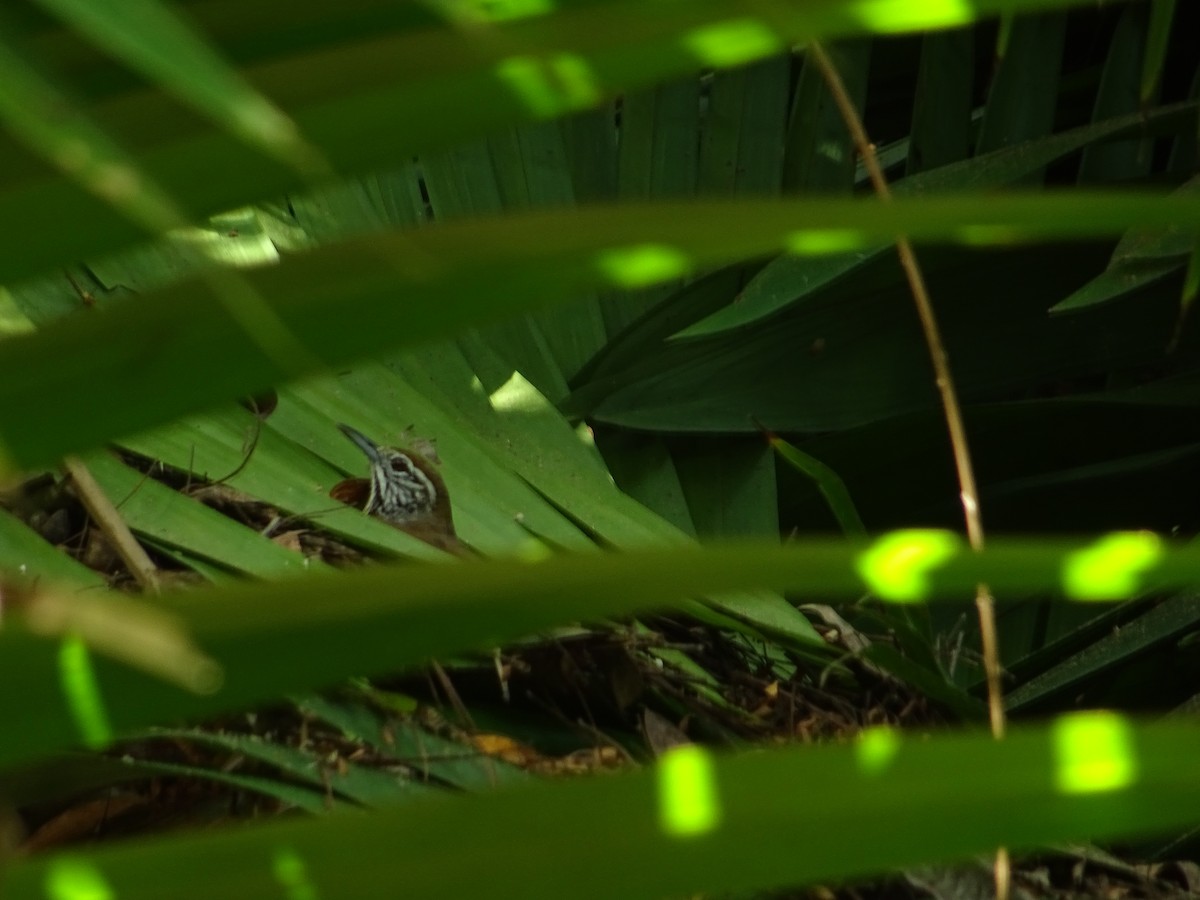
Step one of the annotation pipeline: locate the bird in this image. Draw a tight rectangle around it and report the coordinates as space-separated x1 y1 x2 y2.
330 423 468 556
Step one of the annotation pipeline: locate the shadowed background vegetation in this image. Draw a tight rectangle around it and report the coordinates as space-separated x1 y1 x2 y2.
1 0 1199 897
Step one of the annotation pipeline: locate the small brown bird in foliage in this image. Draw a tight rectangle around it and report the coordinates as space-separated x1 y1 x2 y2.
330 424 467 556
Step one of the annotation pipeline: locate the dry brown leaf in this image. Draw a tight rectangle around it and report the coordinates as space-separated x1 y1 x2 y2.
21 794 146 853
270 530 305 553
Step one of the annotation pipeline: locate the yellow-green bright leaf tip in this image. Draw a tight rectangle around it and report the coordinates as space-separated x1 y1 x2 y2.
45 858 114 900
595 244 692 288
683 19 783 67
846 0 974 34
273 847 318 900
786 229 870 255
856 530 962 602
857 726 901 775
431 0 552 23
496 54 600 118
657 745 722 837
1062 532 1163 601
58 634 112 749
1053 711 1138 794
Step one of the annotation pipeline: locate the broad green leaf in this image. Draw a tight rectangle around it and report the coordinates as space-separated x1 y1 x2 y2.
390 343 822 648
143 726 441 806
1006 592 1200 711
0 752 157 807
2 192 1199 470
1077 3 1154 184
79 450 329 578
678 101 1197 339
284 365 594 554
782 394 1200 536
976 11 1065 155
125 757 344 814
32 0 323 172
0 508 106 587
861 643 984 718
1001 599 1153 690
907 28 973 175
294 694 532 791
767 435 867 538
7 717 1200 898
783 40 871 193
0 27 184 237
420 127 582 397
1142 0 1177 104
0 0 1109 284
578 267 748 386
1049 256 1184 315
594 430 696 537
6 535 1200 769
674 440 778 539
602 78 702 332
119 404 450 561
572 243 1166 433
699 57 789 196
1052 173 1200 314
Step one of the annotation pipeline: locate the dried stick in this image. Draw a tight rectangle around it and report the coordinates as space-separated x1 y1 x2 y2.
63 455 160 594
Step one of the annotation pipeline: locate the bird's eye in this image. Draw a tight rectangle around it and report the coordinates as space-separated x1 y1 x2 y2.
390 456 412 473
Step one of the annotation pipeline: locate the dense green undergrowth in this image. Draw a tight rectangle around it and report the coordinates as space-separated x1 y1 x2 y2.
1 1 1199 897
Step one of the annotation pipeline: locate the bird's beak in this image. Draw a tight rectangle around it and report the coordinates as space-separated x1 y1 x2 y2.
338 423 384 466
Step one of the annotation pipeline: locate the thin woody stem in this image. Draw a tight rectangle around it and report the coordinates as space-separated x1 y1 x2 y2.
806 40 1009 896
